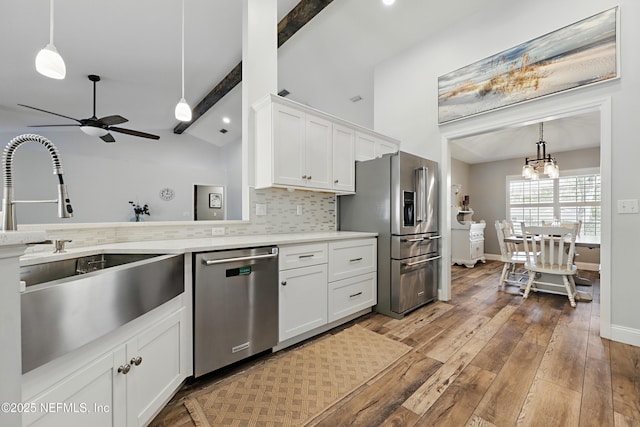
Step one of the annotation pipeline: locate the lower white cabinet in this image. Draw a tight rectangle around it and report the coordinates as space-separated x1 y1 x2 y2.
278 238 377 344
279 264 328 341
23 307 188 427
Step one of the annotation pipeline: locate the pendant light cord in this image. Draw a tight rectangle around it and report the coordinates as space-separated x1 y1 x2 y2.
181 0 185 98
49 0 55 44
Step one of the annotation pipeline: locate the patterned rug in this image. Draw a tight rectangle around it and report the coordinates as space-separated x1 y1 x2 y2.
183 325 411 427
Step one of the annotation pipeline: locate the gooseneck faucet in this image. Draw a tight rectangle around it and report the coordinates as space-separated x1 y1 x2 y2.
2 134 73 231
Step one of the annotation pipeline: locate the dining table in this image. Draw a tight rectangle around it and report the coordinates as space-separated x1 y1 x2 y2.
503 234 600 302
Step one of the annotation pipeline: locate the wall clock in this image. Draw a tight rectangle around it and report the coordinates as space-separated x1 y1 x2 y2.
159 187 175 201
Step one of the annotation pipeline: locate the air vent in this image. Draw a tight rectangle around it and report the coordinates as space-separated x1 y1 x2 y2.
278 89 290 97
219 129 228 134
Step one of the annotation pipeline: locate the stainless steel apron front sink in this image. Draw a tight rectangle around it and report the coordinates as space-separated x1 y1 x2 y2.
20 253 184 373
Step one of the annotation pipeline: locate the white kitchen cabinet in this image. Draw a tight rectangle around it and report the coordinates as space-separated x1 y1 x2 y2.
332 124 356 192
278 264 328 342
23 306 188 427
355 131 398 162
258 100 332 191
254 94 398 194
327 239 377 322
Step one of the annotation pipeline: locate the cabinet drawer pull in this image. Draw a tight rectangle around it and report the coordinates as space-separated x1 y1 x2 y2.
334 179 339 184
117 364 131 375
349 291 363 298
130 356 142 366
298 254 314 259
349 257 363 263
302 175 307 179
307 176 312 180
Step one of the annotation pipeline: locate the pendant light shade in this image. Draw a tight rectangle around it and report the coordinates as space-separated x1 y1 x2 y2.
175 97 192 122
36 0 65 79
175 0 191 122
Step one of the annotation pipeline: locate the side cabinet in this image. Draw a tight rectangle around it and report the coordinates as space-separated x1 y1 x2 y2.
23 306 188 427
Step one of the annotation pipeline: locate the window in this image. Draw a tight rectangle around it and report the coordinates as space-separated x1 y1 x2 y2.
507 168 600 236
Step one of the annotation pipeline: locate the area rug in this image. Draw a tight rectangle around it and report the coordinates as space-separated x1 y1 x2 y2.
183 325 411 427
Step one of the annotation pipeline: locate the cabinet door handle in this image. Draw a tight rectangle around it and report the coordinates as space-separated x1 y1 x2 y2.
298 254 314 259
334 179 339 184
117 364 131 375
307 176 312 180
130 356 143 366
302 175 307 179
349 257 363 263
281 281 287 286
349 291 363 298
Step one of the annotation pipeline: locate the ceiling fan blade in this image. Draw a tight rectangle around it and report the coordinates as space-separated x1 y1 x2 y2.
98 115 128 126
18 104 81 123
109 127 160 140
100 133 116 143
28 124 81 127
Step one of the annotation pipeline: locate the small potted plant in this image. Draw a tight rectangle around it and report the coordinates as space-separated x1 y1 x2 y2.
129 201 150 222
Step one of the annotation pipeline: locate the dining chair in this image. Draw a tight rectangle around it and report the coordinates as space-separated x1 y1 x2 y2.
494 220 527 291
520 221 581 307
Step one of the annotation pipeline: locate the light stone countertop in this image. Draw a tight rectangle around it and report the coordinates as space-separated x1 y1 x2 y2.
19 231 378 266
0 231 47 247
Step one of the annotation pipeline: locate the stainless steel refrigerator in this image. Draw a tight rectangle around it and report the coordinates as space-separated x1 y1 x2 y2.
339 151 440 319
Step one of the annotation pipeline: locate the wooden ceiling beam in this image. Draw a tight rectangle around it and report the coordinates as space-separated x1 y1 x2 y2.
173 0 334 134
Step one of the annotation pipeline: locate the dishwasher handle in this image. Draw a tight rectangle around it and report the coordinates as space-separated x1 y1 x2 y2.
202 248 279 266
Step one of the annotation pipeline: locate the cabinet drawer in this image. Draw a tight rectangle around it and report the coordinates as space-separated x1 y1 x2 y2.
279 243 328 270
328 272 376 322
328 239 376 282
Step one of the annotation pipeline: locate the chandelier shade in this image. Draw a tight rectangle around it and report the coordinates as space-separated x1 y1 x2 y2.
522 122 559 180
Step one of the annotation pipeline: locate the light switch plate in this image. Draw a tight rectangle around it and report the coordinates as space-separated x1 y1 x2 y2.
255 203 267 216
617 199 639 214
211 227 225 236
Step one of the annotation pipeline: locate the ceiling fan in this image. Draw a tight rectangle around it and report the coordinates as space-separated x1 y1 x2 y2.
19 74 160 143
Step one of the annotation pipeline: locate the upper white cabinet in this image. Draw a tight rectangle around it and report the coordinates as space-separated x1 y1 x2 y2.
254 94 399 194
355 130 399 162
332 124 356 192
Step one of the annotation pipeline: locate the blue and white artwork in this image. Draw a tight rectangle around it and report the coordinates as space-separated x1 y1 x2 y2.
438 7 618 124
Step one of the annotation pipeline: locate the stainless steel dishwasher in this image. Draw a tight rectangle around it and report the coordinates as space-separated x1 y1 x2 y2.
193 246 278 377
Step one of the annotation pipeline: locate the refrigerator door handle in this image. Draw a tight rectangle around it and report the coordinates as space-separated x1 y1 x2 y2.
415 166 428 223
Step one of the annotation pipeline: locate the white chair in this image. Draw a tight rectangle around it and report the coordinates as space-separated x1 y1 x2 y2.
520 221 581 307
495 220 527 290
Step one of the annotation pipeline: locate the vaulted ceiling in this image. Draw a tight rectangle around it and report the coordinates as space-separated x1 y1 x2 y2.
0 0 599 162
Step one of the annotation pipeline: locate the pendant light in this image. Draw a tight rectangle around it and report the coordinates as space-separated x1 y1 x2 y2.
36 0 66 79
175 0 192 122
521 122 560 180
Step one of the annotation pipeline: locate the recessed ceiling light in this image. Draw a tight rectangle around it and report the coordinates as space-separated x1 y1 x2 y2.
222 116 230 124
350 95 363 103
382 0 395 5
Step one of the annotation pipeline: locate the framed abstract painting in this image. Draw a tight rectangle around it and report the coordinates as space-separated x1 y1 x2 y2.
438 7 619 124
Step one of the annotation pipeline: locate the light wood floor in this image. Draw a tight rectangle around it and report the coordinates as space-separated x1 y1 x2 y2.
150 261 640 427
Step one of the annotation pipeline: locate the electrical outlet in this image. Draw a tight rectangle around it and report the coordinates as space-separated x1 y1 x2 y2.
617 199 639 214
296 205 303 216
255 203 267 216
211 227 225 236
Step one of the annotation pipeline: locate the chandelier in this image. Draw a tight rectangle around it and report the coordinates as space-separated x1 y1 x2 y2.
522 122 559 180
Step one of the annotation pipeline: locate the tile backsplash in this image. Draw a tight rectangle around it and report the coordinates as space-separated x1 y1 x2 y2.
21 188 337 252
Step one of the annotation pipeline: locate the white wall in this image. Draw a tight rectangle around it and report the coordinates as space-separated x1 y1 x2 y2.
223 138 243 220
374 0 640 344
0 129 239 223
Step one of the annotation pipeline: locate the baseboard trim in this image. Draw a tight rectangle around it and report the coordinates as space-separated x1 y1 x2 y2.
610 324 640 347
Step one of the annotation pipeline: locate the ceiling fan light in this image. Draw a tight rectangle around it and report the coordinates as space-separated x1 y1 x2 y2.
35 44 66 79
80 125 108 137
175 98 192 122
